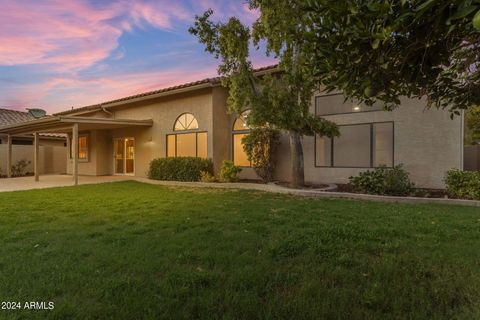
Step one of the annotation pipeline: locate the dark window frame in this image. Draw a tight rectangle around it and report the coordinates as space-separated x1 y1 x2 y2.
231 110 252 168
69 133 90 162
314 121 395 168
173 112 199 131
166 131 208 158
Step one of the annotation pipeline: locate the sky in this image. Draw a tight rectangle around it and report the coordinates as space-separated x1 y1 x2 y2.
0 0 276 114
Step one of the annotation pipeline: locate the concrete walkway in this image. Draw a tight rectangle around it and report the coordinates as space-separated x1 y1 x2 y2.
0 175 132 192
1 175 479 207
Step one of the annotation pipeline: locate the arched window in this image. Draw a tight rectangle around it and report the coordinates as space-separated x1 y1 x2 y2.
167 113 207 158
174 113 199 131
232 110 251 167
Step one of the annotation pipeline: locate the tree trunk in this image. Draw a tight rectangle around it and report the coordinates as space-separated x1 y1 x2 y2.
289 130 304 188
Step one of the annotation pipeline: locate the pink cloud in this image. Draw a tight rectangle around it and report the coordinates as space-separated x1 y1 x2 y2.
2 66 220 114
0 0 273 114
0 0 189 71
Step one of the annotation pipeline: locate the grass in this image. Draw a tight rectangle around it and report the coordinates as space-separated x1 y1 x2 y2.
0 181 479 319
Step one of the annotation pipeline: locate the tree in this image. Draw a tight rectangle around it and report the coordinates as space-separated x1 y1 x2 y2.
465 106 480 145
189 7 339 188
304 0 480 114
242 127 280 183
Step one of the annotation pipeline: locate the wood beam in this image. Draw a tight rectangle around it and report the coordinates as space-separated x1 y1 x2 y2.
34 132 39 182
72 123 79 186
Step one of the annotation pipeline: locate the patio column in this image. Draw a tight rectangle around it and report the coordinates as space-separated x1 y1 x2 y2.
72 123 79 186
34 132 39 182
6 134 12 178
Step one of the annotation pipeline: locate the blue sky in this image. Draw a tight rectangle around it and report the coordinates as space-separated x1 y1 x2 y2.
0 0 275 113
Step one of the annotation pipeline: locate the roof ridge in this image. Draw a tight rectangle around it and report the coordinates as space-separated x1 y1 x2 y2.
54 64 278 116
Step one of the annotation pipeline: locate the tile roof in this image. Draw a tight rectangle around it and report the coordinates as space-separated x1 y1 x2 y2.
0 108 65 138
55 64 278 116
0 108 35 125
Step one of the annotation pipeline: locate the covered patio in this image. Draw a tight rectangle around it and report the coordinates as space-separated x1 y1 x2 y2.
0 116 153 185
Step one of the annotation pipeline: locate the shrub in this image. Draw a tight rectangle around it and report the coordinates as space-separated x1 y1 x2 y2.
11 159 31 177
148 157 213 182
242 127 280 182
349 164 415 196
200 171 216 183
219 160 242 182
445 169 480 200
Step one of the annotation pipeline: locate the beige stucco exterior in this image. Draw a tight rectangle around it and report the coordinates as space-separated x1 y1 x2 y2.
0 78 466 189
0 138 66 175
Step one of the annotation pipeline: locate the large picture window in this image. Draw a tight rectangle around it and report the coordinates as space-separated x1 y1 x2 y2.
232 110 251 167
70 134 89 160
315 93 383 116
167 113 207 158
315 122 394 168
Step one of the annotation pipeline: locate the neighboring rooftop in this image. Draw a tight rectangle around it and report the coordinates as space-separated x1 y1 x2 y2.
0 108 35 126
55 64 278 116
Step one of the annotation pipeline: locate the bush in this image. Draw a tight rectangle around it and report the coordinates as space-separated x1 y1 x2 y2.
148 157 213 182
11 159 31 177
200 171 217 183
219 160 242 182
349 164 415 196
445 169 480 200
242 127 280 183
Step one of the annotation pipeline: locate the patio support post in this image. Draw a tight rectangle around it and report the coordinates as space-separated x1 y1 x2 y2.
6 134 12 178
72 123 79 186
34 132 39 182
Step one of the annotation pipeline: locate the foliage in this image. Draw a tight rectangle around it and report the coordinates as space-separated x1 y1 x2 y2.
445 169 480 200
0 182 479 319
303 0 480 114
219 160 242 182
148 157 213 182
465 106 480 145
11 159 31 177
349 164 415 196
189 6 339 187
242 128 280 182
200 171 217 183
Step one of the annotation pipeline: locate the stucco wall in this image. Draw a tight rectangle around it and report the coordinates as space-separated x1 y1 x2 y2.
59 86 462 189
300 95 463 189
0 141 67 175
68 89 215 177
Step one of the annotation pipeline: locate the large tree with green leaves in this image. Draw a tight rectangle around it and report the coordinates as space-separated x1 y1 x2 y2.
189 7 339 188
465 106 480 144
304 0 480 114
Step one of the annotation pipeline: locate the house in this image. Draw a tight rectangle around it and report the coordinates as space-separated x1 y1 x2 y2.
0 108 66 176
0 66 468 188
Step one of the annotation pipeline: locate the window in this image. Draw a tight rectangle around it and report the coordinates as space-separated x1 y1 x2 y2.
232 110 251 167
70 134 89 160
174 113 198 131
167 113 207 158
315 93 383 116
315 122 394 168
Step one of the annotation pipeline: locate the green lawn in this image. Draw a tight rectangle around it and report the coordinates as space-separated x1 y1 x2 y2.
0 181 479 319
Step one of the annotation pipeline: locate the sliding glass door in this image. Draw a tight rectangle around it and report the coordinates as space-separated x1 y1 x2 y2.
114 138 135 175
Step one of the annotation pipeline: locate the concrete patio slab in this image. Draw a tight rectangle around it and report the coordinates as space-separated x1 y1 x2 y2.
0 175 132 192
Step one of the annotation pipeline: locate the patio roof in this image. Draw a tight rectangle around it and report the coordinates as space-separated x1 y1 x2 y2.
0 116 153 135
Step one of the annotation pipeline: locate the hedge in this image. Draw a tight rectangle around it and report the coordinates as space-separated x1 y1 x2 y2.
445 169 480 200
148 157 214 182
